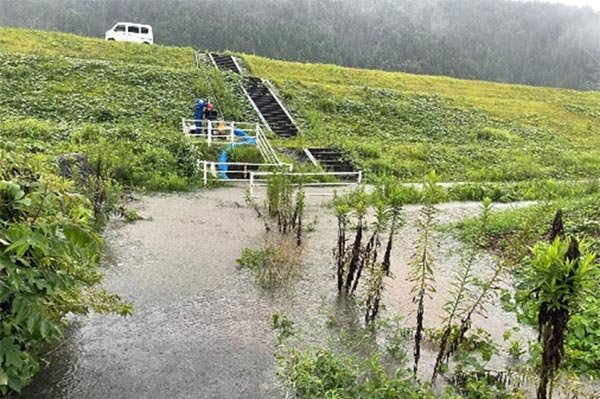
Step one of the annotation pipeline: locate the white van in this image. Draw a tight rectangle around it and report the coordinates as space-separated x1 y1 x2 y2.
105 23 153 45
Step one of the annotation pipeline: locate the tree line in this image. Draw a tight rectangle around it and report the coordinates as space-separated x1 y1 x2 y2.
1 0 599 90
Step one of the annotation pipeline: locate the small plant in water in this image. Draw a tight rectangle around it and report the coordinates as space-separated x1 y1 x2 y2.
247 172 306 245
432 197 492 382
236 239 302 289
409 171 441 375
332 177 407 326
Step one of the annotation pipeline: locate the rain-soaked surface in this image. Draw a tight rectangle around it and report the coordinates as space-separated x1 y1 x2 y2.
21 187 536 399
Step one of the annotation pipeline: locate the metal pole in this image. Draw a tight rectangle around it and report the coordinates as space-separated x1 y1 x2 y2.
358 171 363 184
250 172 255 196
203 161 208 186
231 122 236 143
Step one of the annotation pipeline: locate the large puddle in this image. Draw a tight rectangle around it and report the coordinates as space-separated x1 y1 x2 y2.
21 188 534 398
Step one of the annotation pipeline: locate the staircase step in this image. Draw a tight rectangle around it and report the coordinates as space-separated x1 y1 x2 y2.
305 148 358 177
210 54 241 74
209 54 298 138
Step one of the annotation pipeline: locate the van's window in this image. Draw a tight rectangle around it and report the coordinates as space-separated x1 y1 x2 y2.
114 24 126 32
141 27 149 34
128 26 140 34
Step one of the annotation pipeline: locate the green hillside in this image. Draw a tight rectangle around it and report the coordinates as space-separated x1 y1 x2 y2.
2 27 600 187
245 55 600 182
0 28 250 191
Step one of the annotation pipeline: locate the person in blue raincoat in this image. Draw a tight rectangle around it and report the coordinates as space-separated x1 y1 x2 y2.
194 99 207 132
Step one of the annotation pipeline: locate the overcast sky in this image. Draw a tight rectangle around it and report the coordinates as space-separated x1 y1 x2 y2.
526 0 600 11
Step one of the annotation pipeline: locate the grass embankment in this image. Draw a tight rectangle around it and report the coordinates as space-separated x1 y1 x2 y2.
0 28 249 191
244 55 600 183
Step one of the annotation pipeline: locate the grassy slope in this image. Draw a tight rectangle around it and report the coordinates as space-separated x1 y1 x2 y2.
0 28 192 68
0 28 248 190
244 55 600 182
3 27 600 187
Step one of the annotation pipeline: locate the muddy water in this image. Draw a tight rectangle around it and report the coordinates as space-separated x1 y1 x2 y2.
22 188 532 398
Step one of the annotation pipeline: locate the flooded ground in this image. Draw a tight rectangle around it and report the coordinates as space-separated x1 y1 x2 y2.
21 187 535 399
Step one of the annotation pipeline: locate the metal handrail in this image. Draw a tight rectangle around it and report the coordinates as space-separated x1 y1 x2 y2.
256 125 280 165
207 52 218 69
182 119 259 144
183 120 282 167
263 79 299 131
248 170 362 196
199 160 293 186
231 56 243 75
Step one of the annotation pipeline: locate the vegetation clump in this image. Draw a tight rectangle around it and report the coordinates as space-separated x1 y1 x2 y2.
236 241 302 289
455 196 600 399
0 177 132 395
333 177 408 326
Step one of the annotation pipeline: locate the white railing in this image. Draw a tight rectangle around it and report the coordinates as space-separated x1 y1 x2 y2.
182 120 260 145
240 84 271 130
256 124 280 165
263 80 299 130
199 161 293 186
207 52 218 69
248 171 363 196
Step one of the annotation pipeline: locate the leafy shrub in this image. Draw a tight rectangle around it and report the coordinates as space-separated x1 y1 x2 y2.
0 180 132 395
457 195 600 376
278 348 461 399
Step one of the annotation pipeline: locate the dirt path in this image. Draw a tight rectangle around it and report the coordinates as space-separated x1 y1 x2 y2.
21 187 532 399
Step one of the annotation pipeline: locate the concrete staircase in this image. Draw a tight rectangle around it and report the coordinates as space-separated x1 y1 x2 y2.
209 53 242 74
305 148 358 179
243 77 298 138
208 53 298 138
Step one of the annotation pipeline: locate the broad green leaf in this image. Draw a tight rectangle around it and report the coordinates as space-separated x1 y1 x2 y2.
0 368 7 386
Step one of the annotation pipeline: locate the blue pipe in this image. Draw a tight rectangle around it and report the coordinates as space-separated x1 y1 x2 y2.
218 128 257 179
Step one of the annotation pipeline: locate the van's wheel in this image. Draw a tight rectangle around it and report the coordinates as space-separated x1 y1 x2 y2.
107 38 115 41
143 42 150 45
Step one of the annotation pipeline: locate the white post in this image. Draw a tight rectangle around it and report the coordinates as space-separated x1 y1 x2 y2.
203 161 208 186
231 122 236 143
207 121 212 146
357 171 363 185
250 172 255 196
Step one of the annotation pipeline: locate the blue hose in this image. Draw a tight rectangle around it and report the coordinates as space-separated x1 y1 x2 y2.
218 128 257 179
